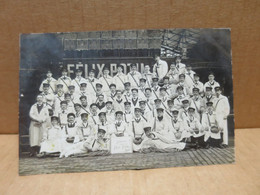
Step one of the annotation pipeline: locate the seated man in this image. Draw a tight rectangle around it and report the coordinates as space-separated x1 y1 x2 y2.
59 113 96 157
141 126 186 152
57 100 70 127
91 128 110 152
183 106 205 149
110 111 129 137
37 116 62 158
59 113 79 158
201 101 224 148
129 108 147 152
170 108 190 142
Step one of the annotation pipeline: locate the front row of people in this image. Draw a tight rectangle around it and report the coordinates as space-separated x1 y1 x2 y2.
35 100 225 158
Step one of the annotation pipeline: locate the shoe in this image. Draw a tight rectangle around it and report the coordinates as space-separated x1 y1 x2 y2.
36 153 45 158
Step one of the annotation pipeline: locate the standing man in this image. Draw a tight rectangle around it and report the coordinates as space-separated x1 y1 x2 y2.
153 55 168 81
123 82 132 102
99 67 115 97
114 65 128 91
191 74 204 96
204 72 220 94
113 90 125 112
127 63 142 88
166 64 179 84
175 56 186 74
39 70 57 94
41 83 55 110
71 69 87 93
57 68 71 93
86 69 98 95
142 65 153 88
29 94 49 156
214 86 230 146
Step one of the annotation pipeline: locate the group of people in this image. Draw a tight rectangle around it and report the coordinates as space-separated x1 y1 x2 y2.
28 55 230 158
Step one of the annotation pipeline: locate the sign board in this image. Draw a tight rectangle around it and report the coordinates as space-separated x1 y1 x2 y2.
110 136 133 154
63 57 164 78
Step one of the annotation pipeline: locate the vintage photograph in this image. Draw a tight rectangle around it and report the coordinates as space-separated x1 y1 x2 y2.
19 29 234 176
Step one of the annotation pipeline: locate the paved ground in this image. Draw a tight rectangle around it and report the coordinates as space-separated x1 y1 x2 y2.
19 147 235 176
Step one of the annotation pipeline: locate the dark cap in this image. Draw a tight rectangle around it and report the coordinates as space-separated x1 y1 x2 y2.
143 126 152 132
60 100 68 105
176 86 184 90
67 113 76 118
124 101 131 106
154 98 162 103
156 108 164 112
98 112 106 117
43 83 50 87
68 85 75 89
80 113 89 117
215 86 221 91
192 87 200 92
159 87 166 91
109 83 116 88
206 101 214 106
56 83 63 88
139 100 146 104
152 77 159 81
171 108 179 114
96 83 103 87
179 74 185 78
51 116 59 121
134 107 142 112
106 101 113 104
145 88 152 92
188 107 195 112
194 73 200 77
182 99 189 104
124 82 131 86
115 111 123 115
163 76 169 80
79 95 87 100
205 86 213 91
98 128 106 134
80 82 87 87
131 88 138 92
64 93 71 97
167 99 174 104
140 78 146 82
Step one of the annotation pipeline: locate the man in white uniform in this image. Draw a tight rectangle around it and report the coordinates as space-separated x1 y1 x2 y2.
99 67 114 97
127 63 142 88
71 69 88 93
57 68 71 93
214 86 230 146
113 65 128 90
175 56 186 74
29 94 49 156
153 55 168 81
204 72 220 94
39 70 57 94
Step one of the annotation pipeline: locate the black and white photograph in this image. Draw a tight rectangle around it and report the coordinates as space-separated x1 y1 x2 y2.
19 28 234 176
